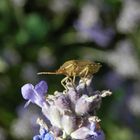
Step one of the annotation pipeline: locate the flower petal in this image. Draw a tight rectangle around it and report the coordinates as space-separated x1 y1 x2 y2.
86 131 105 140
54 94 71 113
36 128 54 140
44 133 54 140
71 127 93 139
35 81 48 96
24 100 31 108
75 95 91 116
39 127 47 136
89 122 96 132
21 84 35 101
33 135 41 140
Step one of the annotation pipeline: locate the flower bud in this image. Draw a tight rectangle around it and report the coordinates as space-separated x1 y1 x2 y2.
67 87 81 110
61 110 77 135
48 104 62 128
54 94 71 113
71 127 93 139
75 95 93 116
76 76 93 96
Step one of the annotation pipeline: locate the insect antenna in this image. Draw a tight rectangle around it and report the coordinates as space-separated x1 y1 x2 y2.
37 71 60 75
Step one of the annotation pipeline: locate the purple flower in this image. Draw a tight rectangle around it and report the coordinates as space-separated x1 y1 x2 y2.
88 25 114 47
75 94 101 116
75 95 92 116
54 94 71 113
21 81 48 108
86 117 105 140
61 110 76 135
86 130 105 140
71 123 105 140
88 123 101 140
33 128 54 140
74 21 115 47
71 127 94 139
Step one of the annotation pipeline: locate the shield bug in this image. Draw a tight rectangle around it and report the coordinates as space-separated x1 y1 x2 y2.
38 60 101 89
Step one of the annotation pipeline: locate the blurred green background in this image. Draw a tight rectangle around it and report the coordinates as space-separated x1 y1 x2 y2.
0 0 140 139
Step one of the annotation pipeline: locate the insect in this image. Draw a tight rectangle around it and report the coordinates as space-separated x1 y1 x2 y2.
38 60 101 89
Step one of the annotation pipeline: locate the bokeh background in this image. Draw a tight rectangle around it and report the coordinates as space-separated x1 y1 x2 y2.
0 0 140 139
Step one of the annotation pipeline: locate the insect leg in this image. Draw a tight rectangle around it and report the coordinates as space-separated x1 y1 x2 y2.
61 76 69 90
79 66 89 78
79 66 90 84
66 76 76 89
84 65 90 77
72 75 76 84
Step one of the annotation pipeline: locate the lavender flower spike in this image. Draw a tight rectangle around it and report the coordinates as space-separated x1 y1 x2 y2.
21 80 48 108
20 61 112 140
